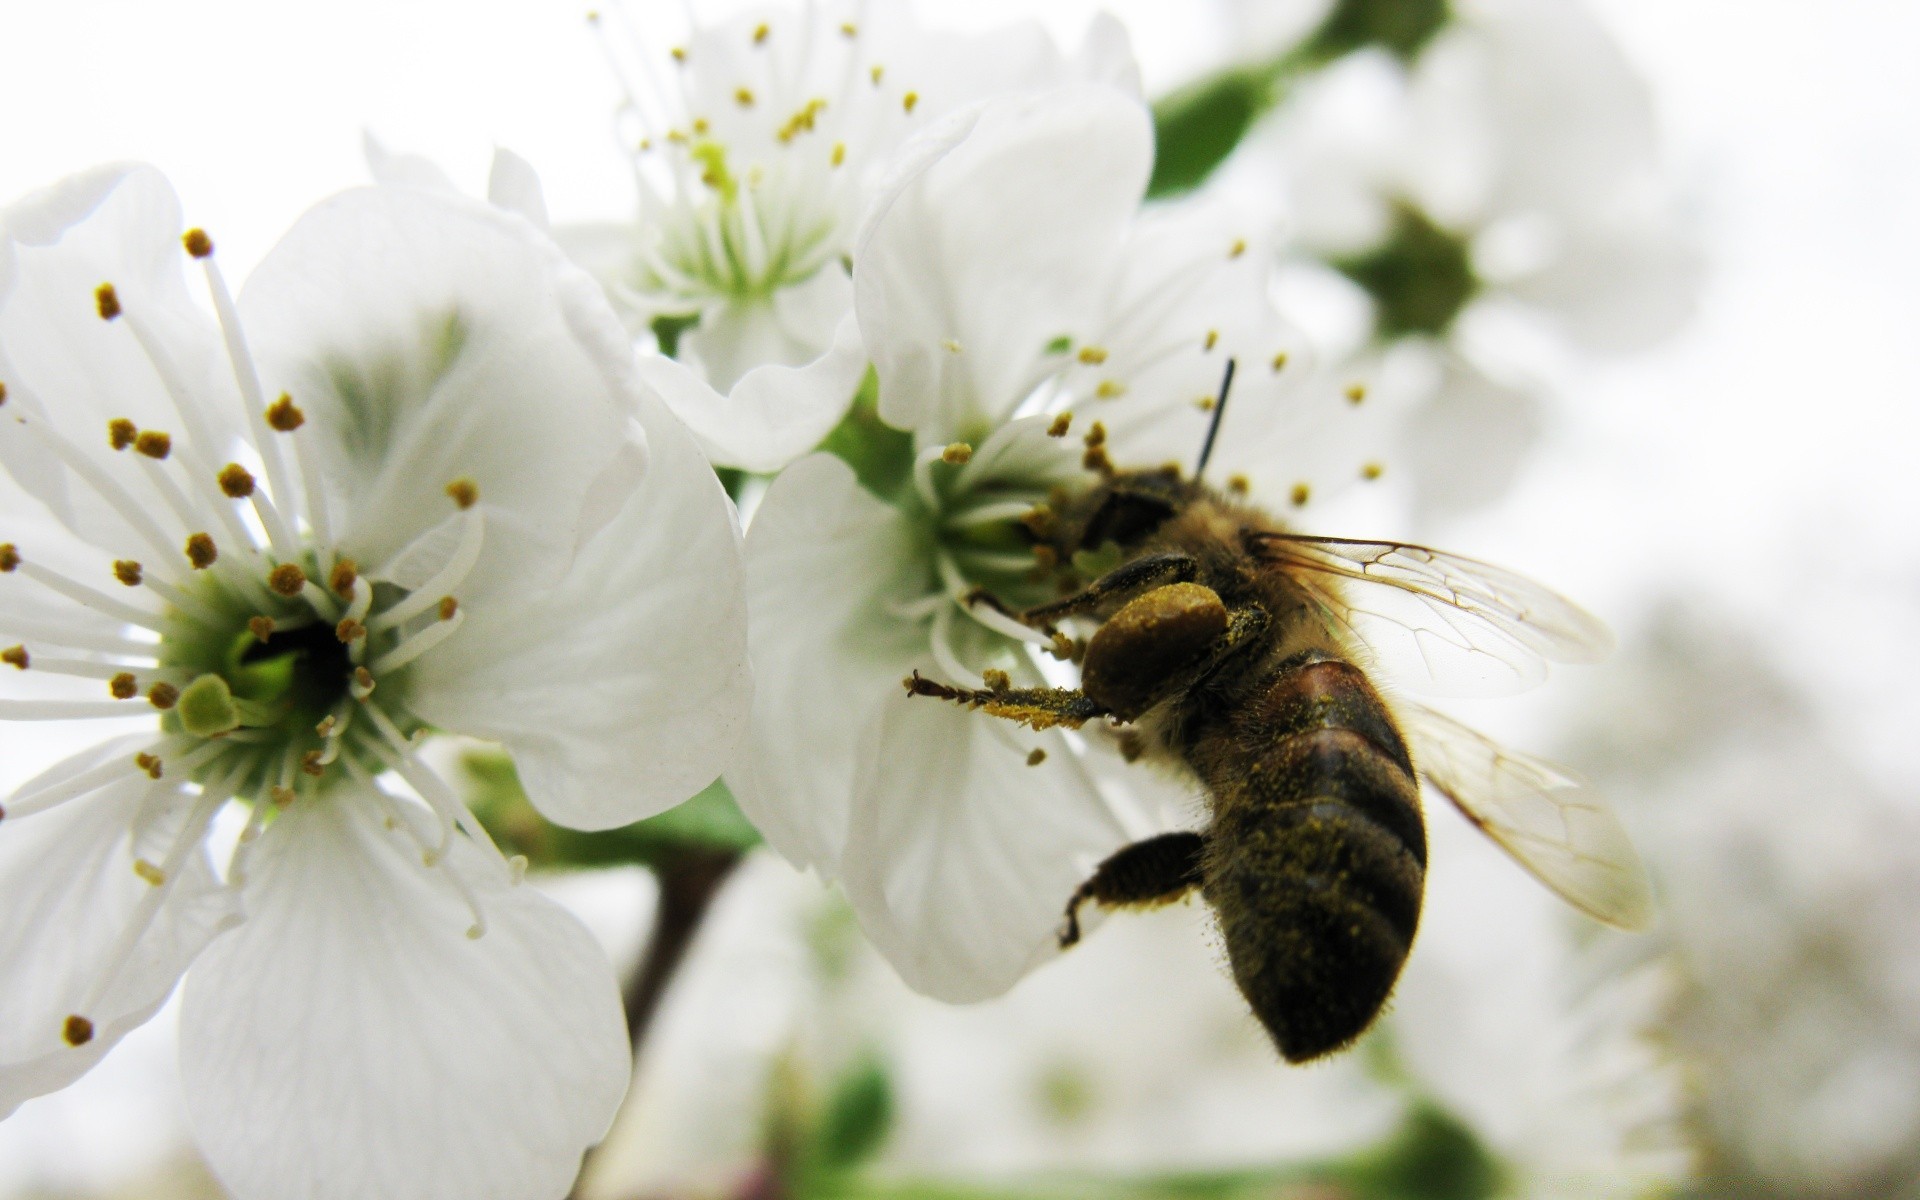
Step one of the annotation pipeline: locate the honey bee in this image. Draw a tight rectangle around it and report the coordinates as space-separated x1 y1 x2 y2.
906 362 1651 1064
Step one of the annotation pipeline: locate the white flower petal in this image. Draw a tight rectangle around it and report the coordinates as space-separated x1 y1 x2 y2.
841 689 1136 1002
0 164 242 557
1395 352 1543 518
238 185 630 600
680 265 852 392
179 787 629 1200
729 453 930 873
409 397 750 830
651 309 867 472
855 85 1151 438
486 148 552 230
0 758 237 1117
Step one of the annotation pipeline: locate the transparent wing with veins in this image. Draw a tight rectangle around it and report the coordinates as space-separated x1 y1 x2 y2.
1400 702 1653 930
1248 533 1613 696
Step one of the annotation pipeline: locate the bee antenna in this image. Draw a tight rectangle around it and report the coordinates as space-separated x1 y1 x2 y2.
1194 357 1236 480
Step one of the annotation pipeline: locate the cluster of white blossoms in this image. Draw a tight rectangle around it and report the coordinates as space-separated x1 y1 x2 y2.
1221 0 1702 514
0 0 1704 1197
0 166 749 1197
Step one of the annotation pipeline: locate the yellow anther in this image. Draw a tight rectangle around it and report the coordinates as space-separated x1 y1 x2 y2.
335 618 366 643
113 559 144 586
942 338 962 353
438 596 459 621
133 859 167 886
1194 395 1216 411
982 668 1012 692
446 478 479 509
62 1016 94 1047
1027 748 1047 766
1 645 26 670
217 463 256 497
110 672 137 699
670 46 687 62
831 141 847 167
271 786 297 807
840 21 858 36
134 752 163 780
903 90 919 113
146 682 180 710
870 64 884 84
108 418 137 450
95 284 121 320
1095 379 1125 399
1077 346 1108 365
248 616 275 642
0 544 17 572
753 22 769 43
330 558 358 597
1204 330 1220 351
1345 383 1367 405
1047 412 1073 438
185 534 217 570
1227 474 1251 496
1271 352 1289 372
735 86 755 107
1229 239 1247 259
265 393 305 431
268 563 307 596
1289 482 1311 507
133 430 171 460
1361 461 1385 481
941 443 973 465
692 117 710 135
183 228 214 258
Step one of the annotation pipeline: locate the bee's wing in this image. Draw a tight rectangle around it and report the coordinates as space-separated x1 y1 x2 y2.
1248 533 1612 696
1399 702 1654 931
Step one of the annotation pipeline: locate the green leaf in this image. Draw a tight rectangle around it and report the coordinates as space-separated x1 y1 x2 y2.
1148 67 1279 199
809 1055 897 1174
1340 1101 1506 1200
816 366 917 501
460 751 760 871
1298 0 1453 66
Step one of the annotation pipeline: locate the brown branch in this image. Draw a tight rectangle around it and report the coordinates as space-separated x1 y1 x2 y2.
570 847 745 1200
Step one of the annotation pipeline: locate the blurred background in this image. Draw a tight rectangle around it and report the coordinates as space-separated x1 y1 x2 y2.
2 1 1917 1197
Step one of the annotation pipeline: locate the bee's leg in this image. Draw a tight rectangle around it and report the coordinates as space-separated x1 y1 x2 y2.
903 671 1106 731
1080 586 1270 722
1020 551 1201 630
1061 831 1207 948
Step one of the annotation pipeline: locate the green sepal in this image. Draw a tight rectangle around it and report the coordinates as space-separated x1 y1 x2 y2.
460 751 761 871
816 366 916 502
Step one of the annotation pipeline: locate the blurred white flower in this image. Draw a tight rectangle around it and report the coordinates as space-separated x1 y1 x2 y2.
1226 0 1700 514
0 164 750 1200
570 0 1141 472
722 84 1409 1009
1391 805 1692 1199
579 852 1403 1198
1571 603 1920 1197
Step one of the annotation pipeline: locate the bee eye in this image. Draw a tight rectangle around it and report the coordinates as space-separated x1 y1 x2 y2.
1082 490 1176 548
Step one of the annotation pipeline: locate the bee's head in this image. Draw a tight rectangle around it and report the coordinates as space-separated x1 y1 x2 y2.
1046 467 1198 557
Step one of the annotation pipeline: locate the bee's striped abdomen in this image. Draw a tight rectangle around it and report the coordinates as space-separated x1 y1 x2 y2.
1195 654 1426 1062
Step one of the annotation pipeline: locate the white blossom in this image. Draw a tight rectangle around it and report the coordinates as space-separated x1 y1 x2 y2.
571 0 1141 472
722 85 1409 1005
0 164 750 1200
1227 0 1700 514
